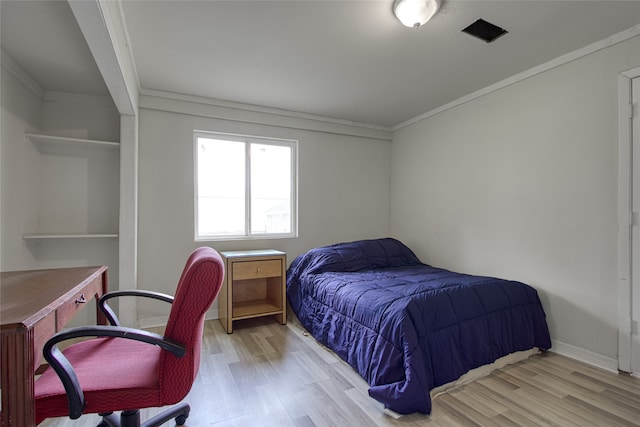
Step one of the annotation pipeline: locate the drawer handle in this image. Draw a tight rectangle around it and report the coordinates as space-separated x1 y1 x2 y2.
256 267 261 273
75 294 87 304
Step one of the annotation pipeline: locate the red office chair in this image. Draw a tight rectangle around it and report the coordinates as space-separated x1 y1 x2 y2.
35 247 224 426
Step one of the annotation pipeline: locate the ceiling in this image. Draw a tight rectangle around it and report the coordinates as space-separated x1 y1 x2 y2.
2 1 640 128
1 0 109 96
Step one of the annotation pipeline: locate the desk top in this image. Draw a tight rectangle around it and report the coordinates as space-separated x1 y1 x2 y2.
1 266 107 330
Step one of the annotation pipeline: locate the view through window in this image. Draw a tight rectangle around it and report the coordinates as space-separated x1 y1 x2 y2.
194 132 297 240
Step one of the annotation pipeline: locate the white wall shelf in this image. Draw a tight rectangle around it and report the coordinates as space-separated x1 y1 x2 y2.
25 133 119 150
23 131 120 240
23 234 119 239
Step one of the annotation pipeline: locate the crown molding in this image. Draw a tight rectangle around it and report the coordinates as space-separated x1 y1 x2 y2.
140 89 393 141
44 90 116 107
140 88 392 133
393 24 640 131
1 49 45 99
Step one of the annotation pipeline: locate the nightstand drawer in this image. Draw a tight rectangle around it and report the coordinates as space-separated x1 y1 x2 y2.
233 260 281 280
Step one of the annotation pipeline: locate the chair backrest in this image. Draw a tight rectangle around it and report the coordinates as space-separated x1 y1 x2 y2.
159 247 225 403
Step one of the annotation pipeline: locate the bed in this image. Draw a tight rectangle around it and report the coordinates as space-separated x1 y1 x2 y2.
286 238 552 415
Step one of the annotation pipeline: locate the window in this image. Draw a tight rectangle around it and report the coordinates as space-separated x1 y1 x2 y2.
194 131 297 240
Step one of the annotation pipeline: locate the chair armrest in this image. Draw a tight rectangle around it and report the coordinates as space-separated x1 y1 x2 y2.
42 325 186 420
99 289 174 326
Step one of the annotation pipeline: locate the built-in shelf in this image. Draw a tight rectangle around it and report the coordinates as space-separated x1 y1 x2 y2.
23 234 119 240
23 131 120 241
25 133 119 151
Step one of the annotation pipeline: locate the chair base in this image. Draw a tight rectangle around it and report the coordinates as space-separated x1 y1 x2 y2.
97 403 190 427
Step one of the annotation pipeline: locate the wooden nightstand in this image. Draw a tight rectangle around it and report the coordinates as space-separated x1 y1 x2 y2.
218 250 287 333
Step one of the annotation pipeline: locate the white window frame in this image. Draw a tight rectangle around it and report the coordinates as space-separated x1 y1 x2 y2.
194 130 298 241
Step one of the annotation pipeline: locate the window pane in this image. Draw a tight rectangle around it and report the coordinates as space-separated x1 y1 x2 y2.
250 143 291 234
197 137 245 236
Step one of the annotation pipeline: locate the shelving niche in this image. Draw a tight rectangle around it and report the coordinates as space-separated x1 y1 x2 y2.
23 133 120 240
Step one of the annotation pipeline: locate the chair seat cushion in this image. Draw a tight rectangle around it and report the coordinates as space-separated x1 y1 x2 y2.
36 337 163 422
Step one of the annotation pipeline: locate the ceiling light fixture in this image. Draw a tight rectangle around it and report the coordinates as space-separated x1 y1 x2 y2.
393 0 440 29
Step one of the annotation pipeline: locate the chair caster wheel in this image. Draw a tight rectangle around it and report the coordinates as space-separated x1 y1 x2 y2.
175 414 188 425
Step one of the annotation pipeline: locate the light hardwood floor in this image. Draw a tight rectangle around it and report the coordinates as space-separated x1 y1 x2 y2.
41 317 640 426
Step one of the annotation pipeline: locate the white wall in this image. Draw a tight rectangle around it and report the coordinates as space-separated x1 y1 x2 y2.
136 95 392 324
1 62 120 326
41 92 120 142
391 35 640 365
1 67 43 270
39 95 121 239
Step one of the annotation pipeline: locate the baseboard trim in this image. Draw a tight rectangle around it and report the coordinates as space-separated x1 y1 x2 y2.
138 308 218 329
134 317 622 375
550 339 619 373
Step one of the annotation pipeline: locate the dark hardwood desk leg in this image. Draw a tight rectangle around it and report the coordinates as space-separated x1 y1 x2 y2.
1 328 35 427
96 270 108 325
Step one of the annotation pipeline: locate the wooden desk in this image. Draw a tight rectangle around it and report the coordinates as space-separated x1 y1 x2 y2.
0 266 108 427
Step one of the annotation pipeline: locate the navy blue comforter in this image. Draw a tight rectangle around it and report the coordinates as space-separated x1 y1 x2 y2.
287 238 551 414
